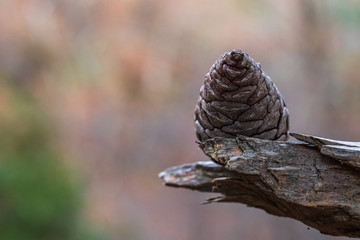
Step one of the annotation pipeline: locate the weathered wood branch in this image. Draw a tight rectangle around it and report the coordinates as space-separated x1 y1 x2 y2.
159 133 360 237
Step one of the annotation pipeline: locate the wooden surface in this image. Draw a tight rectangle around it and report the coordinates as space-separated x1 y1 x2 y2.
159 133 360 237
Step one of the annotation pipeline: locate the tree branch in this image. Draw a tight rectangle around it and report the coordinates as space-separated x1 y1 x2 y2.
159 133 360 237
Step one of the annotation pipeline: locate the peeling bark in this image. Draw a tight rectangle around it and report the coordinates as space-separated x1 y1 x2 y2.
159 133 360 237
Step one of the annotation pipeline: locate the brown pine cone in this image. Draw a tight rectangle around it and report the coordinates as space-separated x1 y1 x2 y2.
195 49 289 142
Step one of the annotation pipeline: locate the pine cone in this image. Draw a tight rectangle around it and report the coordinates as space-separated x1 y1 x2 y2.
195 49 289 142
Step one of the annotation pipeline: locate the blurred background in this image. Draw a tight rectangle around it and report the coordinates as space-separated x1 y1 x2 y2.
0 0 360 239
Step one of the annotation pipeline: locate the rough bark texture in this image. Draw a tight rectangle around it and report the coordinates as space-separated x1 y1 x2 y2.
290 133 360 170
194 49 289 142
159 133 360 237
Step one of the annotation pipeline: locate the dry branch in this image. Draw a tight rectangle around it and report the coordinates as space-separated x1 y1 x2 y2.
159 133 360 237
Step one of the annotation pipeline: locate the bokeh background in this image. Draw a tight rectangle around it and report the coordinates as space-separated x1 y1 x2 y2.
1 0 360 239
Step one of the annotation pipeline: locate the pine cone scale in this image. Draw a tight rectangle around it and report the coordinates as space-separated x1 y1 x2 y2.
221 120 264 136
222 85 257 102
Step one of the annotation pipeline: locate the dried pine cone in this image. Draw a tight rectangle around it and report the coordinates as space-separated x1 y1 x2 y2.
195 49 289 142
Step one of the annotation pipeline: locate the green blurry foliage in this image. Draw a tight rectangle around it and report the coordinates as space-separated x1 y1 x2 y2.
0 85 106 240
329 1 360 27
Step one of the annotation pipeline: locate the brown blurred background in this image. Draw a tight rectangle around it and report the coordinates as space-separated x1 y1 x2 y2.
0 0 360 239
